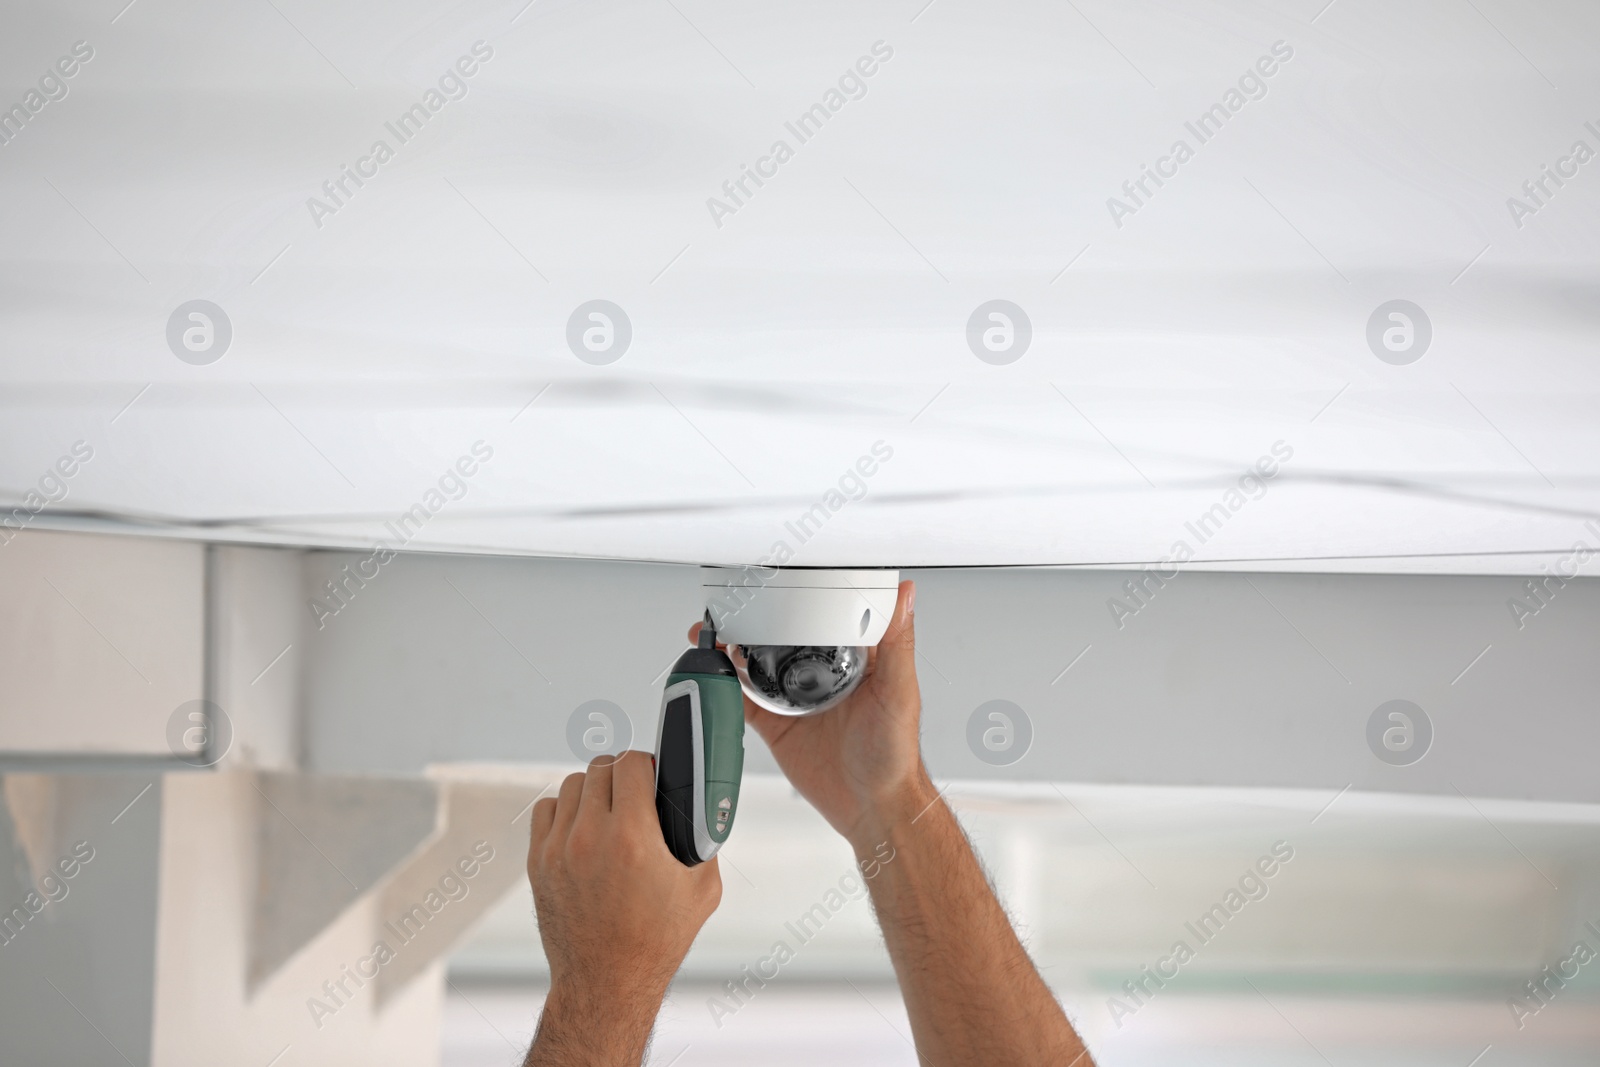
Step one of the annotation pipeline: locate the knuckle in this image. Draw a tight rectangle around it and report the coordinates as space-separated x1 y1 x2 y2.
565 837 598 870
613 830 646 863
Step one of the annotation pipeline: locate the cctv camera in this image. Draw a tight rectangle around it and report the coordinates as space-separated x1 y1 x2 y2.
702 568 900 716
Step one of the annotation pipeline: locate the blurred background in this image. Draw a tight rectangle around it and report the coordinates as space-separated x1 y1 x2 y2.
4 543 1598 1065
4 0 1600 1063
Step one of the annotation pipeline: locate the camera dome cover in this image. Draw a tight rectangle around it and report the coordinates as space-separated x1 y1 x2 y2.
736 644 868 716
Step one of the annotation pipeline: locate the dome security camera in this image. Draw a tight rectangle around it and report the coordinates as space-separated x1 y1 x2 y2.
654 567 899 867
702 568 900 716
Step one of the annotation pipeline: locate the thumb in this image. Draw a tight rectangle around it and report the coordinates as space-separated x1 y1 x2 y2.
695 855 724 908
872 580 919 698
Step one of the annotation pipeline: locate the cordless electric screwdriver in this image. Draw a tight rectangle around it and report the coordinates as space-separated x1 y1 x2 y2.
654 612 745 866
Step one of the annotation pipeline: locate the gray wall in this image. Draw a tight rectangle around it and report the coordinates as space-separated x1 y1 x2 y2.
303 551 1600 805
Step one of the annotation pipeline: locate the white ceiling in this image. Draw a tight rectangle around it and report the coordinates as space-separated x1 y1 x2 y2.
3 0 1598 570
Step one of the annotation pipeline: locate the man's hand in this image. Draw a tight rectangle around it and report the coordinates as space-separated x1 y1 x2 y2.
691 579 930 847
524 750 721 1067
696 578 1094 1066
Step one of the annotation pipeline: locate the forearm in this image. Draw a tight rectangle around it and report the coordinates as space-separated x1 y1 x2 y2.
524 978 665 1067
852 774 1093 1067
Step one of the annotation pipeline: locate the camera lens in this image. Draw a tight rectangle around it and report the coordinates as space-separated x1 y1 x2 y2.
781 653 839 703
736 644 867 716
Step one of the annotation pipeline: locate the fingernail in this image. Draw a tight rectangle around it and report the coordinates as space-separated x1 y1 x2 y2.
906 583 916 617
